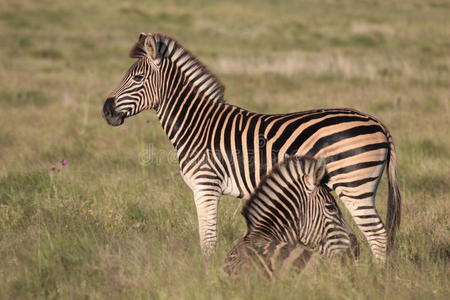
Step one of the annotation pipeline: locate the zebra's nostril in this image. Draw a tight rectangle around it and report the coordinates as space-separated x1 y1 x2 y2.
103 97 116 116
103 97 124 126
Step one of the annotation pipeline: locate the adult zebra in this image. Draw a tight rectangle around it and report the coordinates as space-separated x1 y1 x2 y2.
224 156 359 278
102 33 401 262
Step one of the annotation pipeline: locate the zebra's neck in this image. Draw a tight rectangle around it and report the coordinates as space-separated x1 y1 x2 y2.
155 69 225 152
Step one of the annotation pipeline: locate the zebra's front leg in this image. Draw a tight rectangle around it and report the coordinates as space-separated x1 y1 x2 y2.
193 189 221 257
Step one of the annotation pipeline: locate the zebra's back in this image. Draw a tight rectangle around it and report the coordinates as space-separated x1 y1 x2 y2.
203 107 389 199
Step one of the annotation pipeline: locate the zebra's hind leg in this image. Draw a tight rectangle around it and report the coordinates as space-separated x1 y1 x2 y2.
337 190 387 263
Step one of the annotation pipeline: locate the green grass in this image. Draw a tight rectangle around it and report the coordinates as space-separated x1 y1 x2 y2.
0 0 449 298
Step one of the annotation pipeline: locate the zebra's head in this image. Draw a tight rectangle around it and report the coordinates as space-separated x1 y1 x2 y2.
305 187 358 258
283 157 358 258
103 32 225 127
103 33 166 126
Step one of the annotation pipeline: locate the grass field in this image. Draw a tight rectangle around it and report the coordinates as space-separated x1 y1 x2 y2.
0 0 449 298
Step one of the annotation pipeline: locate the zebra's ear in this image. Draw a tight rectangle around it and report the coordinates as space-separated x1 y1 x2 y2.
307 158 326 187
129 33 163 65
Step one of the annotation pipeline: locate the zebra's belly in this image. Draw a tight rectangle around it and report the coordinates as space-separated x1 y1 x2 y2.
219 157 336 201
221 176 251 199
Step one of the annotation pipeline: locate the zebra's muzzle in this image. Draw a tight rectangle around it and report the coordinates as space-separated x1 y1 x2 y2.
103 97 125 126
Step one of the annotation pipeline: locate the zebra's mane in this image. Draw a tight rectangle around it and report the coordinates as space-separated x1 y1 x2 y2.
242 156 325 235
242 156 305 233
130 33 225 103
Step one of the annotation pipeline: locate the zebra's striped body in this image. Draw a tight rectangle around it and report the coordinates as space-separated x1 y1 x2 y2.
224 156 359 278
103 33 401 262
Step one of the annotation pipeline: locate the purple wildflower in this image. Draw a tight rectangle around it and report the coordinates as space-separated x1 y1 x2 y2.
50 165 59 172
61 159 68 166
175 170 181 175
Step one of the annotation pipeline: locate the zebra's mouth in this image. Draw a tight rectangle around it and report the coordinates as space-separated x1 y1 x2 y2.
103 97 125 126
104 113 125 126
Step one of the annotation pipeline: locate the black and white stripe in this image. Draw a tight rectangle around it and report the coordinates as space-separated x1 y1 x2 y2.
103 33 401 262
224 156 359 278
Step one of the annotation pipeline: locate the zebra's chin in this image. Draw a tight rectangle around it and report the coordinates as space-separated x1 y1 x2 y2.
104 114 125 126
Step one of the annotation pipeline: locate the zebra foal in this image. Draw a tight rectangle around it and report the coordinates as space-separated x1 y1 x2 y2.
102 32 401 262
224 156 359 278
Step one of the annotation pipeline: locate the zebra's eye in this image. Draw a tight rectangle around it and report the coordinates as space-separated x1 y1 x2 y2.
325 204 337 212
133 74 145 82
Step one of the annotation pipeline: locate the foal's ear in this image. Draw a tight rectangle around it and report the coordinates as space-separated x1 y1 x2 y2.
129 32 165 65
306 158 326 187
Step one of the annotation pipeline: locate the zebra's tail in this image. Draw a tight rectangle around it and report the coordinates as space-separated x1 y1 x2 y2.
386 133 401 253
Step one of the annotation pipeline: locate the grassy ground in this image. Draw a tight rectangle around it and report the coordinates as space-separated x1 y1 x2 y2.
0 0 449 298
